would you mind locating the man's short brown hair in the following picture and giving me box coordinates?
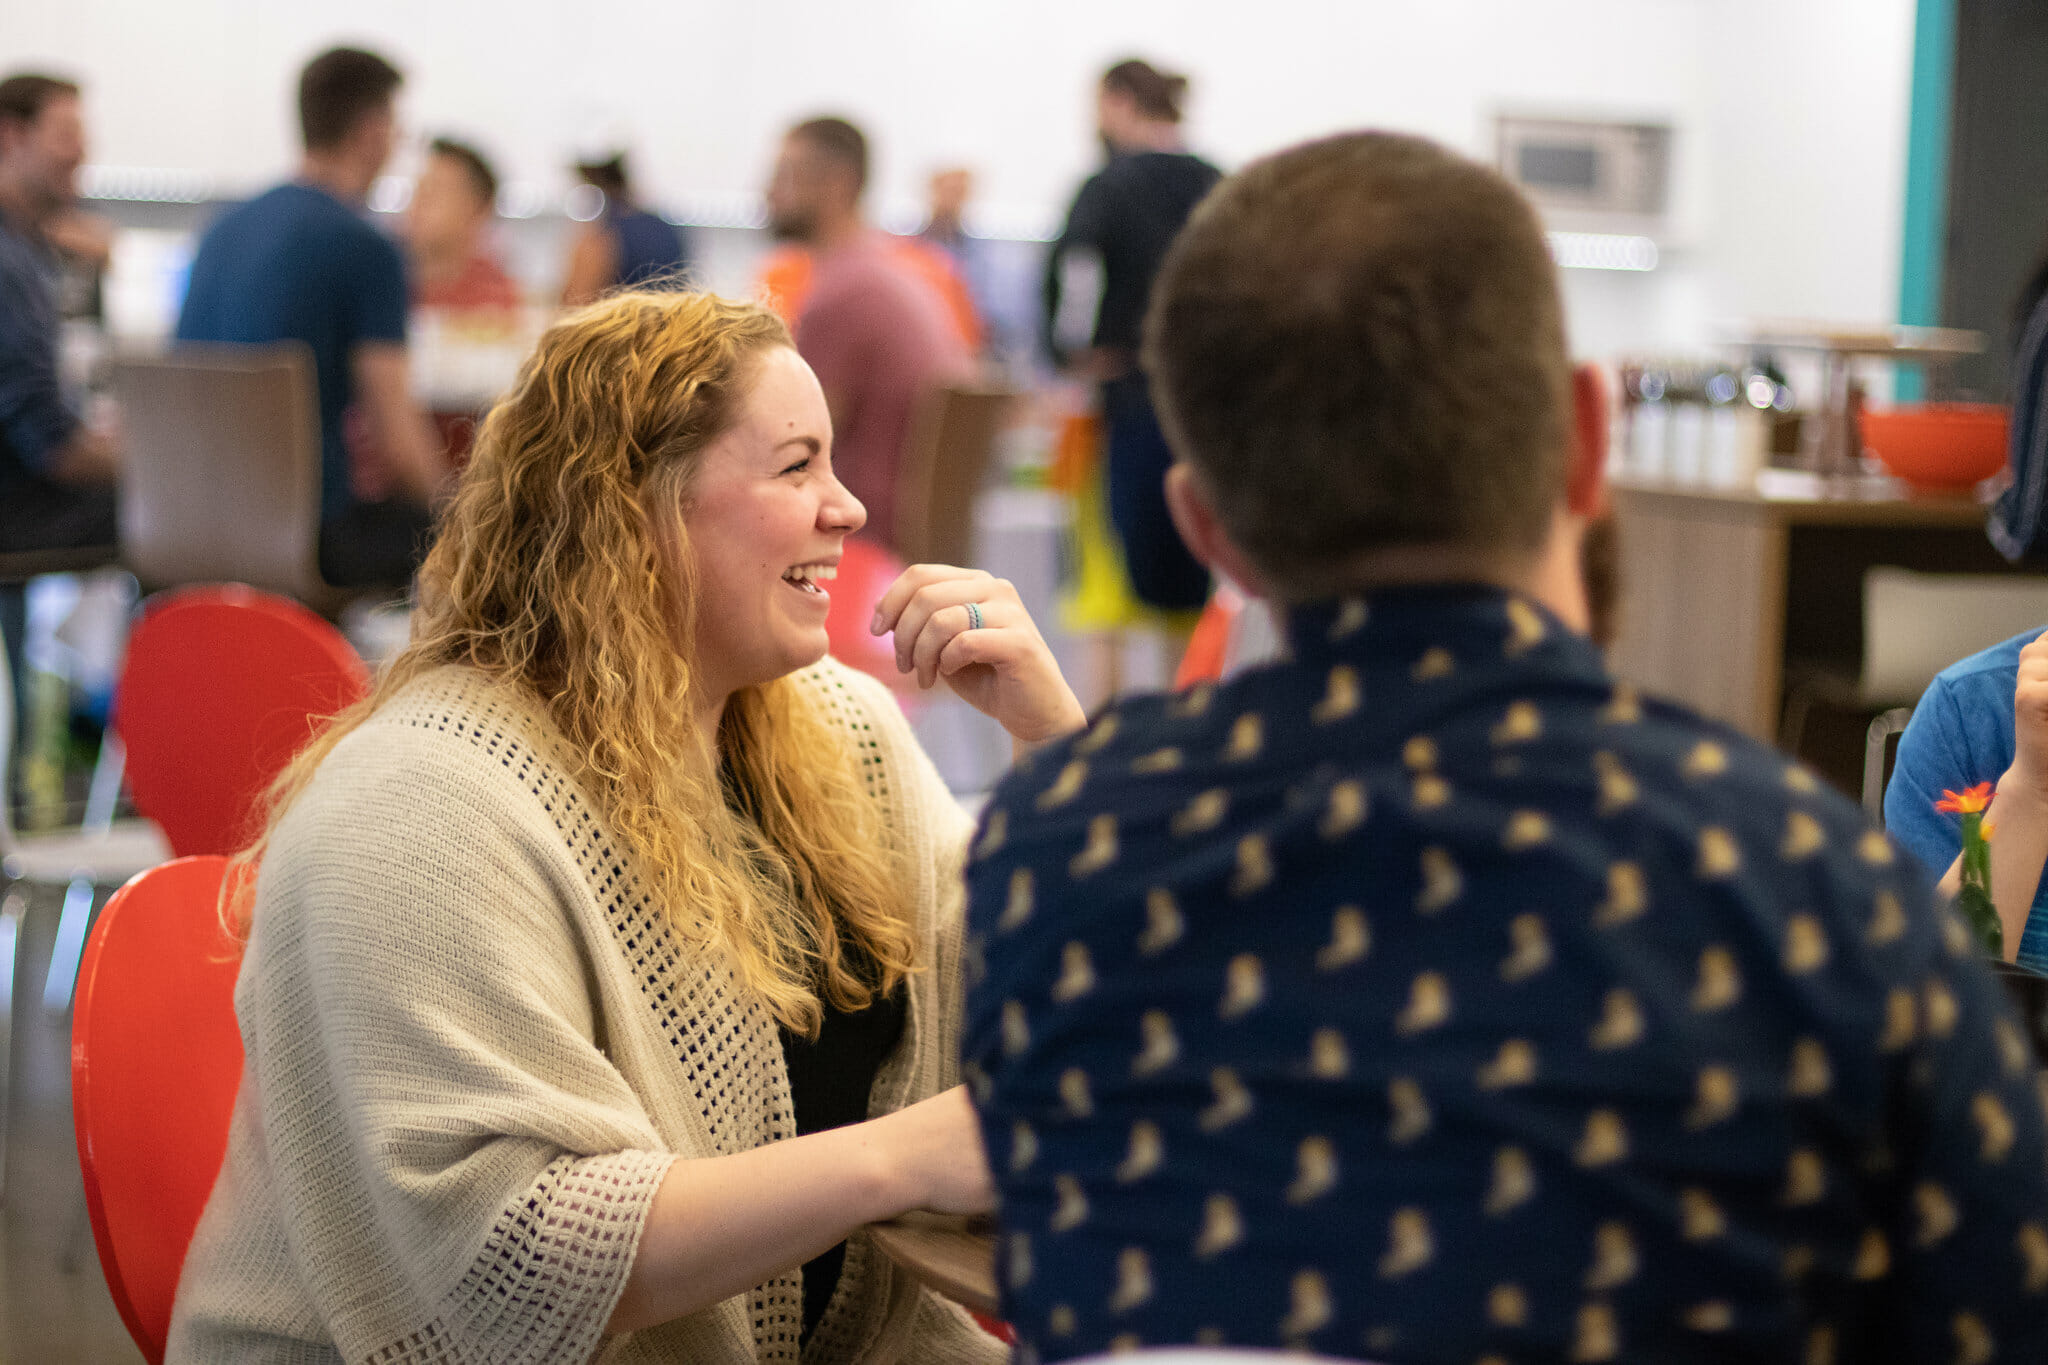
[298,47,402,152]
[1143,131,1573,597]
[788,116,868,196]
[0,74,80,133]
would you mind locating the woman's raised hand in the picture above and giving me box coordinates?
[872,564,1087,745]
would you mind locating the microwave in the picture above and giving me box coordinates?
[1495,115,1672,234]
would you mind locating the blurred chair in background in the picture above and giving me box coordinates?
[894,382,1014,571]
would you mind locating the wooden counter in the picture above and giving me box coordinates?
[1608,471,2036,744]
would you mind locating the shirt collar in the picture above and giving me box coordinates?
[1281,584,1609,688]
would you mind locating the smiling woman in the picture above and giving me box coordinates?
[163,291,1083,1364]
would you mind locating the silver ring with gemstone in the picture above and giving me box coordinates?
[964,602,985,631]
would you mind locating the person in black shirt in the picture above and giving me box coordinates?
[1044,60,1221,614]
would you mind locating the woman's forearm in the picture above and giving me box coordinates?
[607,1119,901,1335]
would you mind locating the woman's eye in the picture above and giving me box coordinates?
[780,457,812,476]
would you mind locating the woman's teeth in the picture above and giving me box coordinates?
[784,564,837,594]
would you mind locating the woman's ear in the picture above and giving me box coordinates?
[1164,462,1271,600]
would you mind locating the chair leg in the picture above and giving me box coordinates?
[80,731,125,835]
[1865,707,1915,826]
[0,881,22,1205]
[41,875,94,1016]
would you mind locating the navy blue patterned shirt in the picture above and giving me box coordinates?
[964,586,2048,1365]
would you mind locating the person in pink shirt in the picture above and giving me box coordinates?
[764,116,970,552]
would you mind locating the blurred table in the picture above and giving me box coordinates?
[1608,470,2038,744]
[866,1211,998,1315]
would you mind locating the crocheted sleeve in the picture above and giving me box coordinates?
[237,719,676,1365]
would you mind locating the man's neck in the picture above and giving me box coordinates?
[298,153,373,206]
[0,172,53,237]
[808,210,867,257]
[413,234,477,287]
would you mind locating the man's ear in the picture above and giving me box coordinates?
[1164,462,1271,600]
[1565,362,1611,519]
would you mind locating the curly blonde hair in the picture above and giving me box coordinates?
[232,291,918,1036]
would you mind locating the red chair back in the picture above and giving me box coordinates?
[115,585,371,857]
[1174,589,1244,690]
[71,856,245,1364]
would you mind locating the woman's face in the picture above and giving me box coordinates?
[677,345,864,702]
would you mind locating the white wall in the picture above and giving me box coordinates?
[3,0,1917,355]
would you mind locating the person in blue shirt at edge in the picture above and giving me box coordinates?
[962,130,2048,1365]
[559,150,690,308]
[177,46,450,592]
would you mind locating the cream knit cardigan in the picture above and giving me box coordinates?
[166,658,1007,1365]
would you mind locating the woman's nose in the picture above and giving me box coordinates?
[821,475,866,534]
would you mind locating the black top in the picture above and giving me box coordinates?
[781,975,907,1343]
[1042,150,1222,365]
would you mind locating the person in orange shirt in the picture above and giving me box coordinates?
[757,204,982,355]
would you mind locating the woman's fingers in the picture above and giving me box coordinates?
[870,564,989,640]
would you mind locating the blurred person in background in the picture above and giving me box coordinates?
[406,137,519,313]
[559,150,689,306]
[1045,58,1220,618]
[0,71,120,787]
[763,116,971,551]
[177,46,447,592]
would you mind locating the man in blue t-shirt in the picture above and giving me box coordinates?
[1887,626,2048,970]
[178,46,447,590]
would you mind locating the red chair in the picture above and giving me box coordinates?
[1174,587,1246,689]
[115,585,371,857]
[71,856,244,1364]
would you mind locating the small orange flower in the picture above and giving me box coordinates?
[1935,782,1995,815]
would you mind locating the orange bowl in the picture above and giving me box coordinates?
[1860,403,2009,489]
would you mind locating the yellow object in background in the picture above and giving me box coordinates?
[1053,411,1201,637]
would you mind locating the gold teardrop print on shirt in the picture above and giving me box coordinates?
[1379,1207,1436,1278]
[1573,1302,1621,1363]
[1049,1173,1089,1232]
[1317,906,1371,970]
[1320,780,1368,840]
[1075,714,1120,755]
[1131,747,1183,775]
[1009,1120,1038,1173]
[1199,1067,1254,1131]
[1037,760,1088,811]
[1477,1039,1539,1090]
[1404,735,1439,771]
[1681,1188,1726,1241]
[1172,788,1230,837]
[1278,1270,1334,1343]
[1585,1221,1639,1291]
[1108,1248,1153,1312]
[1230,835,1274,897]
[1485,1146,1536,1217]
[1388,1076,1433,1145]
[1501,914,1554,982]
[2017,1222,2048,1293]
[1194,1192,1244,1258]
[1594,861,1648,927]
[1008,1231,1033,1288]
[1692,946,1743,1012]
[1503,810,1553,851]
[1781,1149,1826,1206]
[1492,701,1543,746]
[1685,1303,1735,1334]
[1999,1019,2034,1078]
[1685,1066,1740,1130]
[1879,988,1918,1052]
[973,808,1008,861]
[1132,1010,1179,1077]
[1576,1109,1630,1167]
[1781,811,1827,861]
[1784,763,1821,794]
[1413,646,1456,682]
[1923,978,1960,1039]
[1945,913,1975,958]
[1416,847,1463,913]
[1002,1000,1030,1056]
[1857,830,1895,866]
[1050,942,1096,1003]
[1682,741,1730,781]
[1059,1068,1094,1119]
[1489,1283,1530,1328]
[1954,1312,1996,1365]
[1138,887,1184,955]
[1789,1037,1833,1098]
[1070,814,1119,878]
[1047,1305,1077,1337]
[1395,971,1453,1035]
[1116,1120,1164,1184]
[1313,665,1361,724]
[998,868,1034,933]
[1505,597,1547,656]
[1171,681,1215,718]
[1784,914,1830,974]
[1697,827,1742,880]
[1803,1323,1837,1365]
[1784,1245,1817,1284]
[1330,597,1369,640]
[1108,1333,1142,1353]
[1599,683,1642,725]
[1589,988,1646,1051]
[1286,1136,1339,1205]
[1869,889,1909,946]
[1853,1228,1891,1280]
[1224,713,1265,763]
[1973,1092,2016,1164]
[1308,1027,1350,1080]
[1594,751,1639,816]
[1219,953,1267,1019]
[1914,1183,1960,1247]
[1413,772,1453,811]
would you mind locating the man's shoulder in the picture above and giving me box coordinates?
[1929,627,2037,701]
